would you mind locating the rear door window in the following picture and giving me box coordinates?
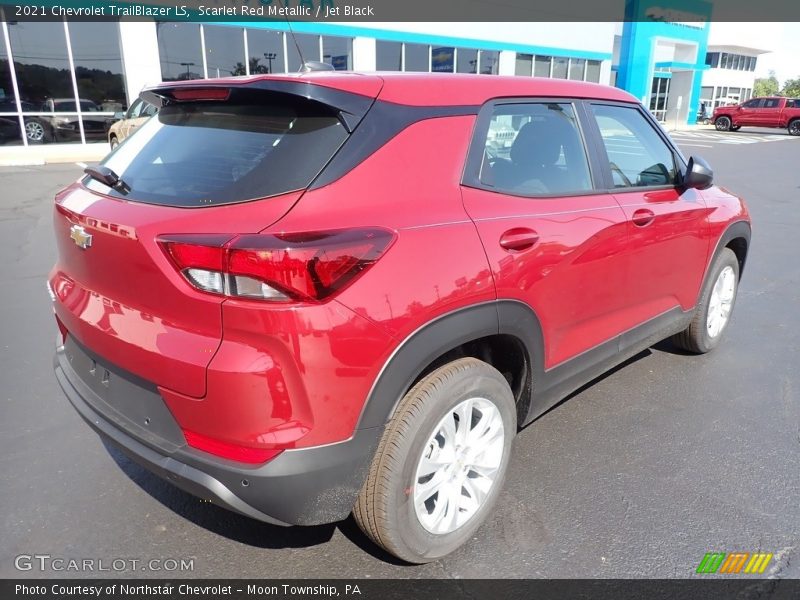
[479,102,593,196]
[85,91,349,207]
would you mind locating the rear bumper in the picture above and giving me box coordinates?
[54,339,383,526]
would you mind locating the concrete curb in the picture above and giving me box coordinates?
[0,143,110,167]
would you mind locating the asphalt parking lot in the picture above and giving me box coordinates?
[1,127,798,579]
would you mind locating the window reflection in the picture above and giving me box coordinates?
[247,29,285,74]
[404,43,428,72]
[68,21,126,112]
[204,25,244,78]
[322,36,352,71]
[286,33,320,72]
[456,48,477,74]
[157,22,203,81]
[376,41,401,71]
[479,51,498,75]
[0,24,23,145]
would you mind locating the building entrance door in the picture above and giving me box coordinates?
[649,76,671,122]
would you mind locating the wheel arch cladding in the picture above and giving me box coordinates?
[717,220,751,279]
[356,300,542,430]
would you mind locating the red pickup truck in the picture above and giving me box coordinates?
[713,96,800,135]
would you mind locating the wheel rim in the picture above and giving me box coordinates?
[413,397,504,535]
[790,121,800,135]
[25,121,44,141]
[706,266,736,339]
[110,138,118,149]
[716,117,730,131]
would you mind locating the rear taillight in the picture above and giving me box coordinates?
[158,228,395,303]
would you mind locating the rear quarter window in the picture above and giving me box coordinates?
[85,91,348,207]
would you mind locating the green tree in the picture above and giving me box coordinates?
[232,58,270,76]
[753,70,779,97]
[781,77,800,98]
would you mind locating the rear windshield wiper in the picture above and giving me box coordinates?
[84,165,131,195]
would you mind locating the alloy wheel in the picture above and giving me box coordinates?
[25,121,45,142]
[706,265,736,338]
[413,397,505,535]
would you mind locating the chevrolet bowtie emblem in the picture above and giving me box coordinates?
[70,224,93,250]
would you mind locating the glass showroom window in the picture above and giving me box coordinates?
[431,47,455,73]
[552,57,568,79]
[68,21,126,143]
[479,51,499,75]
[515,53,533,76]
[6,21,125,145]
[203,25,245,78]
[568,58,586,80]
[534,55,551,77]
[246,28,286,74]
[404,43,429,72]
[0,21,24,145]
[322,36,353,71]
[158,23,203,81]
[585,60,601,83]
[287,33,321,72]
[376,40,402,70]
[456,48,478,73]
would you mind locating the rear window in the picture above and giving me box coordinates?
[84,91,348,207]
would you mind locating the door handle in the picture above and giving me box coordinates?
[631,208,655,228]
[499,228,539,252]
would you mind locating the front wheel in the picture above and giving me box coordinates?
[789,120,800,136]
[354,358,516,563]
[672,248,740,353]
[715,116,732,131]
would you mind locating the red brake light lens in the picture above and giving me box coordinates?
[170,88,231,101]
[158,228,394,303]
[182,429,283,464]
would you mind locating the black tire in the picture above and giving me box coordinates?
[714,116,732,132]
[109,135,119,150]
[730,125,741,131]
[788,119,800,136]
[672,248,740,354]
[354,357,516,563]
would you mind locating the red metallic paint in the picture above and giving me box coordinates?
[50,73,750,462]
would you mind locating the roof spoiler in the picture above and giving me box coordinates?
[140,79,375,133]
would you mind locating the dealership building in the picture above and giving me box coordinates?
[0,5,775,148]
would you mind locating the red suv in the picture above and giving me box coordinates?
[50,73,751,563]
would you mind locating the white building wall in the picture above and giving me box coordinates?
[119,22,162,104]
[352,36,376,71]
[702,66,759,91]
[497,51,516,76]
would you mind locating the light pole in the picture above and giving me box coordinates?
[264,52,276,74]
[179,62,195,78]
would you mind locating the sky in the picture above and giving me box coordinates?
[750,23,800,85]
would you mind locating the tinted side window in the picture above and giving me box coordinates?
[763,99,780,109]
[480,102,592,196]
[742,99,763,109]
[127,99,143,119]
[590,104,676,188]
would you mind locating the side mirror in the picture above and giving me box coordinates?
[683,156,714,190]
[113,111,125,120]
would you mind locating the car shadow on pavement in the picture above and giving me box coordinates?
[103,440,409,564]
